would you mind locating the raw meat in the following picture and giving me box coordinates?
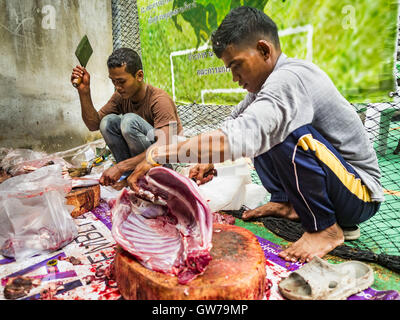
[111,167,213,284]
[39,281,64,300]
[212,212,236,225]
[3,276,41,300]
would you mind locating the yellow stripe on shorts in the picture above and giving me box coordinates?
[297,134,371,202]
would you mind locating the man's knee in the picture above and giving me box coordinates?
[120,113,143,133]
[99,114,121,135]
[120,113,154,140]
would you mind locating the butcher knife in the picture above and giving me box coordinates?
[72,35,93,88]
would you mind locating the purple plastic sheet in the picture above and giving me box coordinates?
[91,200,113,231]
[256,236,400,300]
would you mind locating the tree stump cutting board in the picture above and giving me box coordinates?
[114,223,266,300]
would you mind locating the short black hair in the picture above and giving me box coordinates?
[107,48,143,76]
[211,6,280,58]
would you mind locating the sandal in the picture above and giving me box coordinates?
[278,256,374,300]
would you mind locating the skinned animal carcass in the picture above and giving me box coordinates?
[111,167,213,284]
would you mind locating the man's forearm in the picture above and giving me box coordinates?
[117,152,146,173]
[152,129,232,164]
[115,126,176,174]
[79,90,101,131]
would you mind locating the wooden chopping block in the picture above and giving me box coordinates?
[114,223,266,300]
[65,184,100,218]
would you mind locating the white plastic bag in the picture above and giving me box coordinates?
[243,183,270,210]
[0,165,78,260]
[196,159,249,211]
[198,175,247,211]
[197,158,270,211]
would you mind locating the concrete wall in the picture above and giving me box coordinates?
[0,0,115,153]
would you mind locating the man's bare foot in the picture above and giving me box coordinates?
[242,201,299,221]
[278,223,344,263]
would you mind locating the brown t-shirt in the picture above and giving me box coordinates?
[98,84,183,134]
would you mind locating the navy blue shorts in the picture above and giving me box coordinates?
[254,124,380,232]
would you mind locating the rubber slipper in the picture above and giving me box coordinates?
[278,256,374,300]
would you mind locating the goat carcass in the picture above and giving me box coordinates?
[111,167,213,284]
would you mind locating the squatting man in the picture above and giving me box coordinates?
[71,47,183,188]
[127,6,384,264]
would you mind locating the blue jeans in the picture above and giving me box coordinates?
[254,125,380,232]
[99,113,155,166]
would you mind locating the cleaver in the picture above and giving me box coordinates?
[72,35,93,88]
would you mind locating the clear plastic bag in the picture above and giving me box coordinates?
[58,139,107,167]
[0,165,78,260]
[0,148,47,174]
[0,148,70,176]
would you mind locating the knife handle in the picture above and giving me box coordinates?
[72,76,82,88]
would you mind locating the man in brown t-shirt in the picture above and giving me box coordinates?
[71,48,183,186]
